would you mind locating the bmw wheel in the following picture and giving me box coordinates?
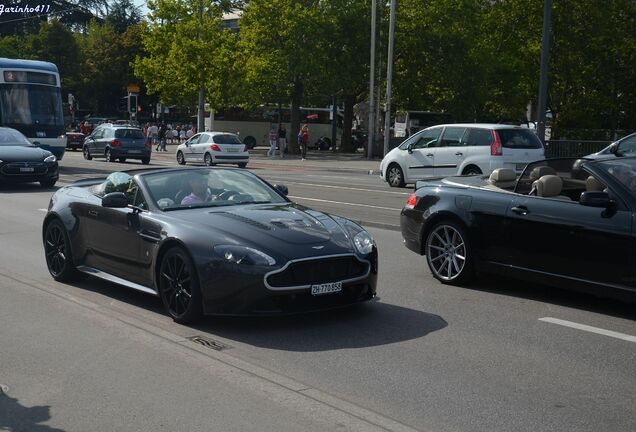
[425,221,473,285]
[44,219,82,282]
[158,247,203,323]
[387,163,405,188]
[177,151,186,165]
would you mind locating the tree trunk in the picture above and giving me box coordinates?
[289,79,303,154]
[340,94,355,152]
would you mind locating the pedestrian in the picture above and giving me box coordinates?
[166,127,173,145]
[186,127,194,140]
[148,123,158,150]
[180,127,186,143]
[300,124,309,160]
[278,124,287,158]
[267,125,278,158]
[159,123,167,151]
[80,121,90,135]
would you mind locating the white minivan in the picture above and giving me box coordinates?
[380,123,545,187]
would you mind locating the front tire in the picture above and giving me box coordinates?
[158,247,203,323]
[425,221,473,285]
[387,163,406,188]
[40,179,57,188]
[83,146,92,160]
[177,151,186,165]
[44,219,82,282]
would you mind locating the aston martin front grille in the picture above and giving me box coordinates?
[266,255,369,288]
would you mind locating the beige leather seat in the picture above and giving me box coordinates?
[529,165,557,182]
[488,168,517,188]
[531,175,571,200]
[586,176,605,192]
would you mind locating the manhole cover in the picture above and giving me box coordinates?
[0,384,9,394]
[187,335,230,351]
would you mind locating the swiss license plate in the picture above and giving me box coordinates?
[128,150,141,154]
[226,147,239,152]
[19,167,34,172]
[311,281,342,296]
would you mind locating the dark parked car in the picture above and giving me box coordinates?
[65,132,85,150]
[400,157,636,301]
[83,124,151,164]
[586,131,636,160]
[0,127,58,188]
[42,167,378,322]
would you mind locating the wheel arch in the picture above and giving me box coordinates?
[460,163,483,175]
[153,238,198,291]
[387,161,407,184]
[42,212,79,265]
[420,211,470,255]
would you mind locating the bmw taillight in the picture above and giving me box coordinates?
[405,193,418,209]
[490,131,502,156]
[111,139,122,147]
[145,139,152,149]
[210,144,221,151]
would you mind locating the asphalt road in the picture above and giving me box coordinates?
[0,150,634,432]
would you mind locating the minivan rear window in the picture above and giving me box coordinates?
[497,129,543,149]
[213,134,242,144]
[115,129,145,139]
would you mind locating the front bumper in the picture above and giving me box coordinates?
[0,162,59,184]
[196,251,378,315]
[110,148,152,159]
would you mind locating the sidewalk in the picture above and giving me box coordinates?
[153,144,383,174]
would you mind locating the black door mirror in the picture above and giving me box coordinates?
[102,192,129,208]
[407,143,414,154]
[609,141,623,156]
[274,184,288,196]
[580,191,611,208]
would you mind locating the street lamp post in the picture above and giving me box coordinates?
[536,0,552,143]
[383,0,397,157]
[367,0,377,159]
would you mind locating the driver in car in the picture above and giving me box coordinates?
[181,172,214,205]
[608,163,636,192]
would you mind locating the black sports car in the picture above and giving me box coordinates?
[0,127,59,187]
[43,167,378,322]
[401,157,636,301]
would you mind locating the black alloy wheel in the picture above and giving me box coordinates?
[119,157,127,163]
[177,151,186,165]
[158,247,203,323]
[387,163,405,188]
[105,148,115,162]
[141,157,150,165]
[463,166,482,176]
[425,221,473,285]
[40,178,56,188]
[44,219,81,282]
[204,153,214,166]
[83,146,92,160]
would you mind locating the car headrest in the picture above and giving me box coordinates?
[489,168,516,182]
[586,176,604,192]
[529,165,557,181]
[532,175,563,197]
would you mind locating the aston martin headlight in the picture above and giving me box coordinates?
[353,231,375,255]
[44,154,56,163]
[214,245,276,266]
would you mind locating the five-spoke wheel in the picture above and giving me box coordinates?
[425,222,473,284]
[159,247,202,323]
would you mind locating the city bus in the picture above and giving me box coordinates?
[205,106,342,149]
[393,110,454,138]
[0,58,66,159]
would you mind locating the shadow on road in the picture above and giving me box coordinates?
[193,302,447,351]
[0,391,66,432]
[0,183,60,194]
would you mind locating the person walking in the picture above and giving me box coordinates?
[180,127,186,143]
[267,125,278,158]
[148,123,159,149]
[277,124,287,158]
[159,123,167,151]
[300,124,309,160]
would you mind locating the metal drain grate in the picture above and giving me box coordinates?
[187,335,231,351]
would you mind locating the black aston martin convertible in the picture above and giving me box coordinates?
[401,157,636,301]
[43,167,378,322]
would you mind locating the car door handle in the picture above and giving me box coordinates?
[426,153,434,157]
[455,152,463,156]
[510,206,529,215]
[88,210,99,217]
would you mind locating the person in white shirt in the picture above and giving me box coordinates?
[186,128,194,139]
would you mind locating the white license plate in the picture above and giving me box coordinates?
[311,281,342,296]
[19,167,34,172]
[226,147,239,152]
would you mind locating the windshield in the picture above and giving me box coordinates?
[596,159,636,195]
[142,169,288,211]
[0,127,34,146]
[0,84,64,127]
[213,134,242,144]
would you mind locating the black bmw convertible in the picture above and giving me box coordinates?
[401,157,636,301]
[42,167,378,322]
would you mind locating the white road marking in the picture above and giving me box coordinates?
[288,195,402,211]
[539,317,636,343]
[37,208,48,212]
[268,180,409,195]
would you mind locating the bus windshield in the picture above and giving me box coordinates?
[0,84,64,127]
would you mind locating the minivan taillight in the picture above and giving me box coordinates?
[490,131,502,156]
[111,139,122,147]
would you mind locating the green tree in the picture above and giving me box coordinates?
[106,0,143,33]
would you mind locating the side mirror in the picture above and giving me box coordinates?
[580,191,612,208]
[407,143,413,154]
[609,142,623,156]
[102,192,129,208]
[274,184,288,196]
